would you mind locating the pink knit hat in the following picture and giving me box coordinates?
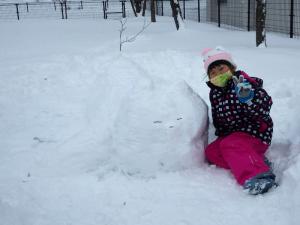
[201,47,236,73]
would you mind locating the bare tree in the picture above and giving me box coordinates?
[55,0,67,19]
[150,0,156,22]
[142,0,147,16]
[134,0,142,13]
[139,0,184,30]
[129,0,138,17]
[170,0,184,30]
[119,18,151,51]
[256,0,267,47]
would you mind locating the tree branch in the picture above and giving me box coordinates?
[119,18,151,51]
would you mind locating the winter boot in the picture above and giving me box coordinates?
[243,171,277,195]
[264,156,274,171]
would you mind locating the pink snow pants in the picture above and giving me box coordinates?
[205,132,270,185]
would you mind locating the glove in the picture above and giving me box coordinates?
[233,75,254,105]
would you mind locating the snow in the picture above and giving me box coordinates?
[0,16,300,225]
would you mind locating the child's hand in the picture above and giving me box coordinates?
[233,75,254,105]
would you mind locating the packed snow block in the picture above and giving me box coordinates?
[0,199,33,225]
[110,78,208,177]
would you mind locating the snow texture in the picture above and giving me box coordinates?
[0,17,300,225]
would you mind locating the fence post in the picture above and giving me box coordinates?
[290,0,294,38]
[64,1,68,19]
[217,0,221,27]
[122,1,126,18]
[26,2,29,12]
[161,0,164,16]
[54,2,56,11]
[247,0,250,31]
[197,0,200,22]
[81,1,83,10]
[183,0,185,19]
[15,4,20,20]
[60,2,64,19]
[103,1,107,19]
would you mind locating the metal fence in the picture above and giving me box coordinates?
[0,0,299,38]
[157,0,300,38]
[207,0,300,38]
[155,0,207,22]
[266,0,300,38]
[0,0,135,20]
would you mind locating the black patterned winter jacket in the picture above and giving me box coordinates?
[207,70,273,145]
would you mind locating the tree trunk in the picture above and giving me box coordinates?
[256,0,266,47]
[134,0,142,13]
[151,0,156,22]
[142,0,147,16]
[130,0,137,16]
[170,0,183,30]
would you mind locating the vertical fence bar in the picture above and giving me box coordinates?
[54,2,56,11]
[15,4,20,20]
[161,0,164,16]
[81,1,83,9]
[247,0,250,31]
[26,2,29,12]
[124,1,126,18]
[217,0,221,27]
[183,0,185,19]
[197,0,200,22]
[64,1,68,19]
[290,0,294,38]
[122,1,126,18]
[103,1,106,19]
[60,2,64,19]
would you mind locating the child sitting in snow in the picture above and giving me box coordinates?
[202,47,276,195]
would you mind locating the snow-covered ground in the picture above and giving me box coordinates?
[1,17,300,225]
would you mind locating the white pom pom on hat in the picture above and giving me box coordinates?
[201,46,237,73]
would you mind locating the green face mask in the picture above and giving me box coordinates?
[210,71,233,87]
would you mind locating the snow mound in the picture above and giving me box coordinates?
[83,53,208,177]
[111,80,208,176]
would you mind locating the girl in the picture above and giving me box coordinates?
[202,47,276,195]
